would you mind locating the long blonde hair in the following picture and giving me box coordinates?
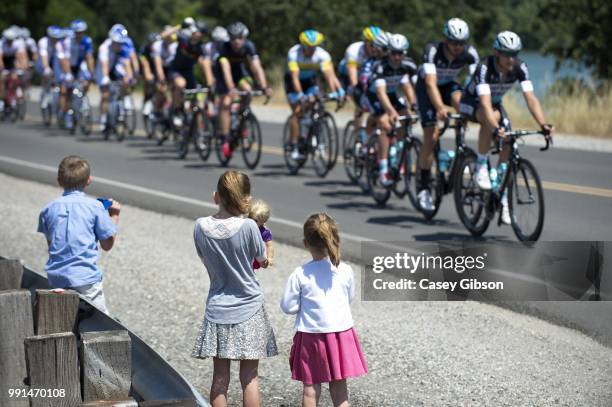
[303,213,341,266]
[217,171,251,216]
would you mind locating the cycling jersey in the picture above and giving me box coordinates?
[140,42,154,67]
[338,41,367,76]
[96,38,130,84]
[364,56,416,116]
[65,35,93,68]
[203,40,223,63]
[418,41,479,85]
[1,38,26,70]
[217,40,258,70]
[286,44,332,80]
[24,37,37,61]
[170,33,206,72]
[151,39,177,68]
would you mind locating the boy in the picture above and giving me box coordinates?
[37,156,120,313]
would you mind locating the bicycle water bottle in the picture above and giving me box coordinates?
[389,144,398,168]
[497,162,508,186]
[439,149,450,172]
[489,167,499,190]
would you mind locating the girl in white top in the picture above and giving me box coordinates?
[281,213,367,407]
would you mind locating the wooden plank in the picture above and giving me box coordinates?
[24,332,81,407]
[138,400,198,407]
[0,258,24,290]
[35,289,80,335]
[81,330,132,402]
[80,399,137,407]
[0,290,33,407]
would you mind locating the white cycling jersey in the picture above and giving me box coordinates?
[151,39,177,67]
[342,41,367,69]
[0,38,26,57]
[287,44,333,80]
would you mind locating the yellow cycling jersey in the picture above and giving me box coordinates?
[286,44,332,80]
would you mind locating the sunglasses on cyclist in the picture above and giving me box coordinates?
[448,40,466,47]
[390,50,405,56]
[500,51,519,58]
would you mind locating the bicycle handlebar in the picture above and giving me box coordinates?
[394,114,420,128]
[438,113,465,137]
[183,87,210,95]
[495,129,553,152]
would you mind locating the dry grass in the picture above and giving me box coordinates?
[504,84,612,138]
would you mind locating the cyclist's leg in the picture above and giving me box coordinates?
[416,78,440,192]
[472,102,501,190]
[171,72,186,111]
[284,74,305,146]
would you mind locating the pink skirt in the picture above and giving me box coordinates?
[289,327,368,385]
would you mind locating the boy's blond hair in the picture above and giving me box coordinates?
[249,199,271,225]
[58,156,90,190]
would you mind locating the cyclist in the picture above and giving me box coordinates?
[0,26,28,112]
[284,29,344,160]
[110,24,140,82]
[140,32,160,110]
[164,19,209,127]
[65,19,94,91]
[338,26,384,120]
[363,33,417,186]
[96,25,134,132]
[203,26,229,91]
[150,26,177,114]
[55,27,74,127]
[415,18,479,210]
[214,21,272,157]
[459,31,554,224]
[20,27,38,65]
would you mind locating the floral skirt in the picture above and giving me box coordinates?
[191,305,278,360]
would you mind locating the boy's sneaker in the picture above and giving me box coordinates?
[475,165,492,190]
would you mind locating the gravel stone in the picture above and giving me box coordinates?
[1,172,611,406]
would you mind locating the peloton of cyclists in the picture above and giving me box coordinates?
[459,30,554,224]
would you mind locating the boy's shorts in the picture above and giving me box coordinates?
[73,280,108,314]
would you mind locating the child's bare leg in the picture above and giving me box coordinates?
[329,380,349,407]
[240,359,260,407]
[211,357,231,407]
[303,384,321,407]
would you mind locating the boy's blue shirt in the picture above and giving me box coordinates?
[37,189,117,288]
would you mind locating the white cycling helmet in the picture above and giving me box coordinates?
[211,26,229,42]
[493,31,522,52]
[387,33,409,53]
[20,27,31,39]
[372,30,390,50]
[443,18,470,42]
[2,27,19,41]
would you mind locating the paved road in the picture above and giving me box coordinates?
[1,110,611,248]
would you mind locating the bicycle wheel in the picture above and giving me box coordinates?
[240,112,262,169]
[323,112,339,169]
[508,158,545,241]
[403,138,421,211]
[114,104,126,142]
[41,100,52,127]
[214,124,233,167]
[342,120,356,154]
[126,96,136,135]
[18,97,26,120]
[453,150,489,236]
[193,110,213,161]
[311,118,333,178]
[365,137,391,206]
[80,97,92,135]
[282,117,306,175]
[142,100,154,138]
[343,127,361,184]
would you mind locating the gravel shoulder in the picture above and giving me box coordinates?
[1,172,611,407]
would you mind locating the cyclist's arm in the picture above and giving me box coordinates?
[130,51,140,77]
[248,56,268,89]
[290,69,302,94]
[160,25,179,40]
[321,67,340,92]
[219,57,235,90]
[347,63,358,87]
[424,72,444,112]
[477,93,499,129]
[60,56,71,74]
[401,81,417,108]
[523,89,548,128]
[122,58,133,82]
[154,56,165,82]
[198,56,214,87]
[375,82,395,114]
[16,50,28,70]
[140,57,153,81]
[86,53,94,74]
[0,52,4,71]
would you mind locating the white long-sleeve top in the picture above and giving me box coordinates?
[280,258,355,333]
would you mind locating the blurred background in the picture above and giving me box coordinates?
[2,0,610,135]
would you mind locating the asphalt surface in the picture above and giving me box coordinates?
[1,109,611,249]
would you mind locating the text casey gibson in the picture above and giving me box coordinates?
[369,252,504,291]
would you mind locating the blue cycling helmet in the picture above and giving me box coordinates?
[362,26,383,42]
[47,25,63,39]
[71,19,88,32]
[109,24,128,43]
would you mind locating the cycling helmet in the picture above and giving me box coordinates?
[147,32,160,43]
[63,28,74,39]
[2,27,19,41]
[46,25,63,39]
[181,17,195,29]
[387,33,409,52]
[20,27,31,39]
[195,20,208,34]
[109,26,128,43]
[493,31,522,52]
[227,21,249,38]
[71,19,87,32]
[212,26,229,42]
[372,30,390,50]
[299,29,324,47]
[362,25,383,42]
[443,18,469,42]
